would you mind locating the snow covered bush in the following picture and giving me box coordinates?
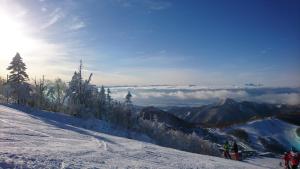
[137,119,220,156]
[0,83,13,104]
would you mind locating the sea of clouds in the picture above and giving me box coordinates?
[108,85,300,107]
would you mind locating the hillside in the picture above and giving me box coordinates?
[139,106,194,130]
[223,118,300,154]
[0,105,278,169]
[167,98,286,127]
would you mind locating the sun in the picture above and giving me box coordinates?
[0,10,38,60]
[0,4,69,80]
[0,8,41,78]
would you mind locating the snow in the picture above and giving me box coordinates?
[0,105,279,168]
[245,157,282,169]
[229,117,300,151]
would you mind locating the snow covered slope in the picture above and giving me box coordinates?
[227,117,300,152]
[0,105,277,168]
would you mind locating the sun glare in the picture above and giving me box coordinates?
[0,10,38,60]
[0,5,68,79]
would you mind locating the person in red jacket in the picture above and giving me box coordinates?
[283,152,291,169]
[288,148,300,169]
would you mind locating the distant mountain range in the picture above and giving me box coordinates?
[167,98,282,127]
[138,98,300,154]
[139,98,300,128]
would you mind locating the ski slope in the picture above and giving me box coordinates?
[0,105,278,168]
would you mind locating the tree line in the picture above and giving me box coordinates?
[0,52,133,128]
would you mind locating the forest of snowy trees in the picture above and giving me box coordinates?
[0,53,134,129]
[0,52,219,156]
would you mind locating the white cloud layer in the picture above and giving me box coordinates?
[110,86,300,106]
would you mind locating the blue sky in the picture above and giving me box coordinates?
[0,0,299,86]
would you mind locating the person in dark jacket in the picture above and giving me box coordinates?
[232,141,239,160]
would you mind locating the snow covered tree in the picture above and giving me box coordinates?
[99,86,106,103]
[46,78,67,111]
[124,91,133,130]
[0,76,5,102]
[97,85,106,119]
[125,91,132,106]
[82,73,98,116]
[0,75,12,104]
[0,76,4,94]
[32,75,47,108]
[67,71,81,105]
[106,88,112,107]
[7,53,30,104]
[65,60,96,117]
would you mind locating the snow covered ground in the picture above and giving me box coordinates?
[0,105,280,168]
[227,117,300,151]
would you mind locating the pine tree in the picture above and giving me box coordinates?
[7,53,29,104]
[98,85,106,119]
[99,86,106,103]
[106,88,112,107]
[125,91,132,105]
[78,60,83,103]
[124,91,133,130]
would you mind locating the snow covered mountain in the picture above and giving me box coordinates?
[225,118,300,153]
[166,98,295,127]
[0,104,279,169]
[138,99,300,154]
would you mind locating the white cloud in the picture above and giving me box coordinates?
[144,0,171,10]
[115,0,171,11]
[70,22,85,30]
[41,8,64,29]
[121,89,248,101]
[252,93,300,106]
[69,17,86,30]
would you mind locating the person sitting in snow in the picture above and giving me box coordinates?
[223,141,231,159]
[232,141,239,161]
[288,147,300,169]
